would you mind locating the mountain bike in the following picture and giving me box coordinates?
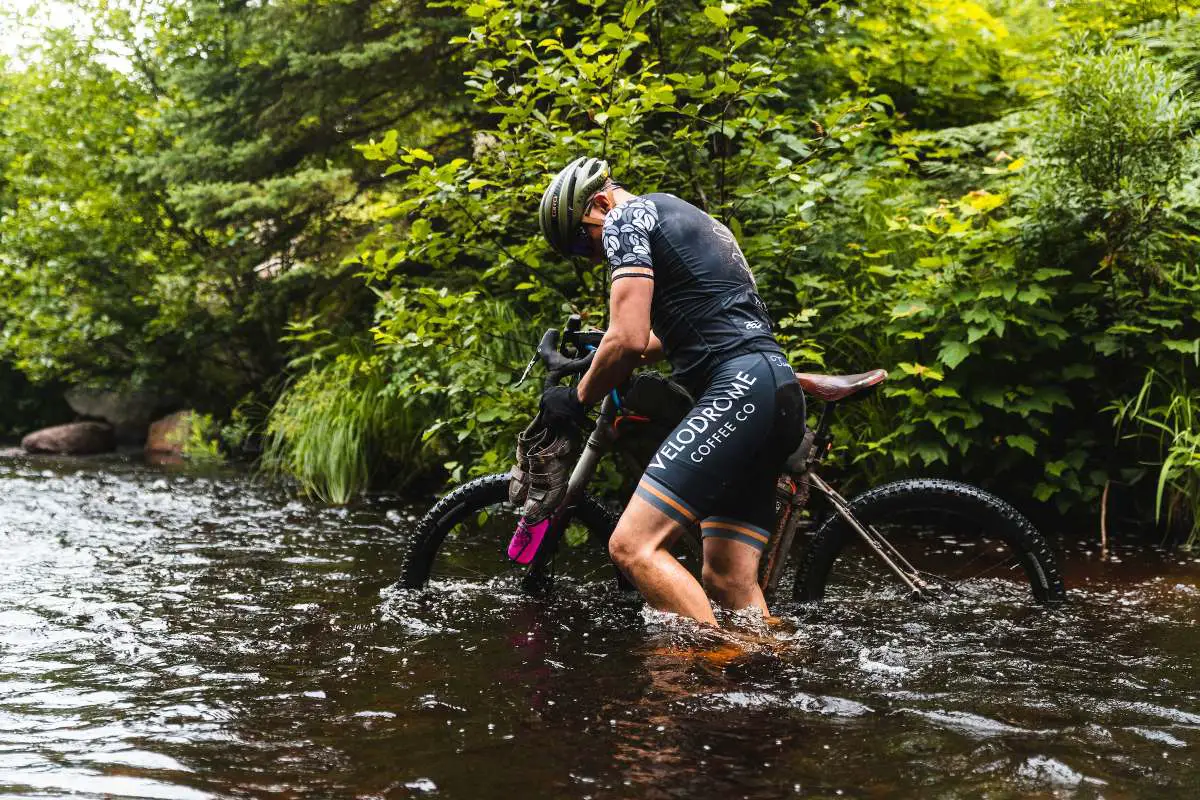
[401,315,1066,605]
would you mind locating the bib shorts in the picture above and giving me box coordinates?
[634,351,806,551]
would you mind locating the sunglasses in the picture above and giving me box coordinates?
[566,190,613,257]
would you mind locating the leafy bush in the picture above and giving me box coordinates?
[179,412,225,464]
[1111,370,1200,545]
[372,289,539,483]
[263,352,431,503]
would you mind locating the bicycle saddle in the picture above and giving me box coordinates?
[794,369,888,402]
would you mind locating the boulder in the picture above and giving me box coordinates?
[64,387,162,443]
[21,421,116,455]
[145,411,193,455]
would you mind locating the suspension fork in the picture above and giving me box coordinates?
[806,472,938,599]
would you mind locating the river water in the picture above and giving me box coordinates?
[0,456,1197,799]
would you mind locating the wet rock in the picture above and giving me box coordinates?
[145,411,193,455]
[21,421,116,455]
[64,386,163,443]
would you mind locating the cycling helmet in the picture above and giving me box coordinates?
[539,156,611,257]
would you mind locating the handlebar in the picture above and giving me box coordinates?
[533,314,606,389]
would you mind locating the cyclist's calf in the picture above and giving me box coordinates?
[608,495,718,625]
[702,538,768,615]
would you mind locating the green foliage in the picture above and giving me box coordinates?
[1047,43,1192,198]
[371,289,536,483]
[180,412,226,464]
[852,40,1200,510]
[0,0,467,420]
[1111,370,1200,546]
[263,351,431,503]
[0,30,207,391]
[4,0,1200,540]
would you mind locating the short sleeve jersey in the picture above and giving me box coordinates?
[603,193,782,392]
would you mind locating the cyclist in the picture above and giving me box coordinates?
[537,156,805,626]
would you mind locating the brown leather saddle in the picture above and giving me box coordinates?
[794,369,888,402]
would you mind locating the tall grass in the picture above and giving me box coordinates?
[1111,369,1200,547]
[262,353,428,503]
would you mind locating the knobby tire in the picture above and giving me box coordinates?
[793,478,1066,604]
[401,473,620,591]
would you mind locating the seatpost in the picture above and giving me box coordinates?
[810,401,838,462]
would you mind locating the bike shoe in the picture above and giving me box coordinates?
[520,432,575,523]
[509,416,551,506]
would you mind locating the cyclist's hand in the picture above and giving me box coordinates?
[546,349,595,386]
[540,385,591,432]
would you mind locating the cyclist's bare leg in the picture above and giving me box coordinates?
[608,496,717,626]
[702,538,768,616]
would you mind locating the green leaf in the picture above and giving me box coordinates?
[1162,339,1199,354]
[380,129,399,157]
[1033,482,1057,502]
[938,341,970,369]
[897,362,944,382]
[890,301,929,319]
[975,386,1006,408]
[1045,460,1069,478]
[1062,364,1096,380]
[704,6,730,28]
[913,442,949,466]
[1006,435,1037,456]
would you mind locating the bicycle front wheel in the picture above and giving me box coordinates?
[793,479,1066,604]
[400,473,621,593]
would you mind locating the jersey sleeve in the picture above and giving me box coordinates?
[603,197,659,281]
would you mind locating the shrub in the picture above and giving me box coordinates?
[263,352,430,503]
[1111,370,1200,546]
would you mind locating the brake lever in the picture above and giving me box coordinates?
[515,353,538,387]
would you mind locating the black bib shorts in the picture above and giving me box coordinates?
[634,351,805,551]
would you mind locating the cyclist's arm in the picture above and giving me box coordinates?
[576,278,653,405]
[641,332,665,364]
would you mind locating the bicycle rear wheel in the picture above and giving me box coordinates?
[400,473,621,593]
[793,479,1065,604]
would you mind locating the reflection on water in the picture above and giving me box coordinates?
[0,455,1197,798]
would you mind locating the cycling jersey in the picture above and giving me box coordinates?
[603,193,782,394]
